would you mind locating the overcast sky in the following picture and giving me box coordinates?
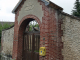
[0,0,76,22]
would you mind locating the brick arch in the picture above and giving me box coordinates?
[18,14,41,29]
[17,15,41,60]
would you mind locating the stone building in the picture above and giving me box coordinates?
[1,0,80,60]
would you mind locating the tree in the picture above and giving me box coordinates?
[29,21,39,31]
[72,0,80,18]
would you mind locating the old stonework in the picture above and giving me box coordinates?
[1,0,80,60]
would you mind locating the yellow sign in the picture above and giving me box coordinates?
[39,47,46,56]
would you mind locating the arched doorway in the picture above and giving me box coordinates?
[21,19,40,60]
[13,15,41,60]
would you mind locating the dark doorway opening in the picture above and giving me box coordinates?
[22,20,40,60]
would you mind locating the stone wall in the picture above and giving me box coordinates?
[61,14,80,60]
[1,27,14,56]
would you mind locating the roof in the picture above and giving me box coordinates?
[12,0,63,13]
[49,1,63,11]
[12,0,22,13]
[2,25,14,31]
[61,12,80,20]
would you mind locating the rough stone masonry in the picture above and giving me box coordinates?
[1,0,80,60]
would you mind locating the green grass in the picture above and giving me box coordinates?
[34,50,39,52]
[29,50,39,52]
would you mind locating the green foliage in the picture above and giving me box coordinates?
[29,24,33,31]
[34,24,39,27]
[0,23,12,44]
[72,0,80,18]
[29,21,39,31]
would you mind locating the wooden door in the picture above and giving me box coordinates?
[23,32,40,60]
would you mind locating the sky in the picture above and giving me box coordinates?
[0,0,76,22]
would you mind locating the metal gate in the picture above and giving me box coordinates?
[23,32,40,60]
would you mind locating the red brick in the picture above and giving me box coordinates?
[12,0,63,60]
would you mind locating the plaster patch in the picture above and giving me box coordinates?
[24,2,34,11]
[18,0,43,24]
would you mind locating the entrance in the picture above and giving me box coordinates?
[22,21,40,60]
